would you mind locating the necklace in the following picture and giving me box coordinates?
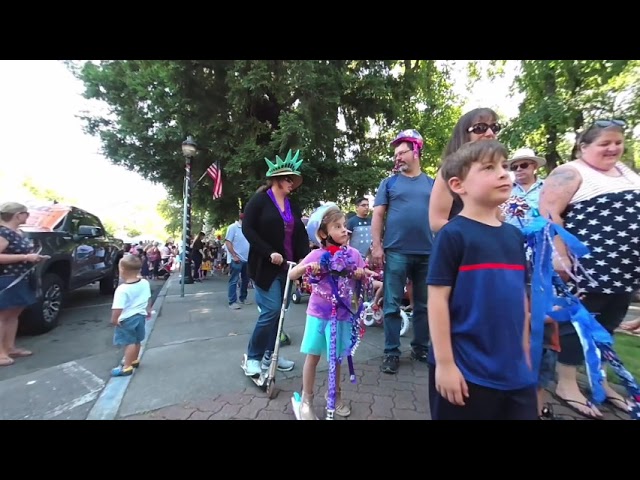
[267,188,293,223]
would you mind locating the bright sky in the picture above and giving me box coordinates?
[0,60,521,218]
[0,60,167,220]
[450,60,522,119]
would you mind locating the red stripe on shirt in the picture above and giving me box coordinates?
[459,263,525,272]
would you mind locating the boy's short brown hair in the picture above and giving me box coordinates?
[119,254,143,273]
[441,140,509,185]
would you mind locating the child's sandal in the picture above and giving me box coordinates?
[111,366,134,377]
[325,391,351,417]
[120,359,140,368]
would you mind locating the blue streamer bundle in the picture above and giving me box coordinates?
[522,216,640,419]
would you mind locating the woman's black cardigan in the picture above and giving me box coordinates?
[242,191,310,291]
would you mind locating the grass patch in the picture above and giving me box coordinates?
[607,333,640,385]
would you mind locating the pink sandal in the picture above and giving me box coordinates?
[0,356,15,366]
[9,349,32,358]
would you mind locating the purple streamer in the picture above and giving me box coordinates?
[327,300,338,418]
[348,355,355,383]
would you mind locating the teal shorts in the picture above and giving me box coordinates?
[300,315,354,359]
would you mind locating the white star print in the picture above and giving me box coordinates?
[564,190,640,293]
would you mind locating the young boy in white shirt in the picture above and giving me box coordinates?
[110,254,152,377]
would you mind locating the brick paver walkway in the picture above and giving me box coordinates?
[122,355,632,421]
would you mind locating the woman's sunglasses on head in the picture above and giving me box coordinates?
[594,119,626,128]
[468,122,502,135]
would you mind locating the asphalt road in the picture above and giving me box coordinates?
[0,278,165,420]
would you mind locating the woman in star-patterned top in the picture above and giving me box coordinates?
[539,120,640,419]
[0,202,49,367]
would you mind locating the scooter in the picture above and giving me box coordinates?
[241,261,296,399]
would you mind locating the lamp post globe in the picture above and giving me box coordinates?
[182,135,197,157]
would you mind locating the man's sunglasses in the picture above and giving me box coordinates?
[593,119,626,128]
[510,162,533,171]
[468,122,502,135]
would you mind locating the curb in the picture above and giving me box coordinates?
[85,275,175,420]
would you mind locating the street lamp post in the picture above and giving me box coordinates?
[180,135,197,297]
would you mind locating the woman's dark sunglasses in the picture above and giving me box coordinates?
[468,122,502,135]
[594,119,626,128]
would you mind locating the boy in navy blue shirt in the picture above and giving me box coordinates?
[427,140,536,420]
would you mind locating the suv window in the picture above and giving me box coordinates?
[69,211,102,235]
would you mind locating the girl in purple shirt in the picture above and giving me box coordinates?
[288,204,367,420]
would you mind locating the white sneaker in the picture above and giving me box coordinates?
[229,303,241,310]
[244,359,262,376]
[261,352,295,372]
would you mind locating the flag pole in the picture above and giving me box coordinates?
[194,169,209,187]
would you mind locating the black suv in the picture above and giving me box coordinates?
[18,204,124,334]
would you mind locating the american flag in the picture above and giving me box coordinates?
[206,161,222,199]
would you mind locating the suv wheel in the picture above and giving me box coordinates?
[19,273,65,335]
[99,261,120,295]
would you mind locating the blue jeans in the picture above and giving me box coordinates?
[247,273,290,361]
[228,261,249,304]
[382,250,430,356]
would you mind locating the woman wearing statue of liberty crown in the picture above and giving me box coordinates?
[241,150,310,378]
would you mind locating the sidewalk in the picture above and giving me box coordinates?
[113,273,633,421]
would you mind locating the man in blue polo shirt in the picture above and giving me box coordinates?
[371,129,434,374]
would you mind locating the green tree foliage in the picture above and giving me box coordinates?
[156,197,210,238]
[70,60,462,226]
[22,177,78,205]
[70,59,640,232]
[498,61,631,172]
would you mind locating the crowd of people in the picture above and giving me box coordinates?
[236,109,640,421]
[1,107,638,422]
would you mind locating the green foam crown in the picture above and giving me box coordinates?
[265,149,303,176]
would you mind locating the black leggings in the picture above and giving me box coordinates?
[557,292,631,366]
[192,254,203,277]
